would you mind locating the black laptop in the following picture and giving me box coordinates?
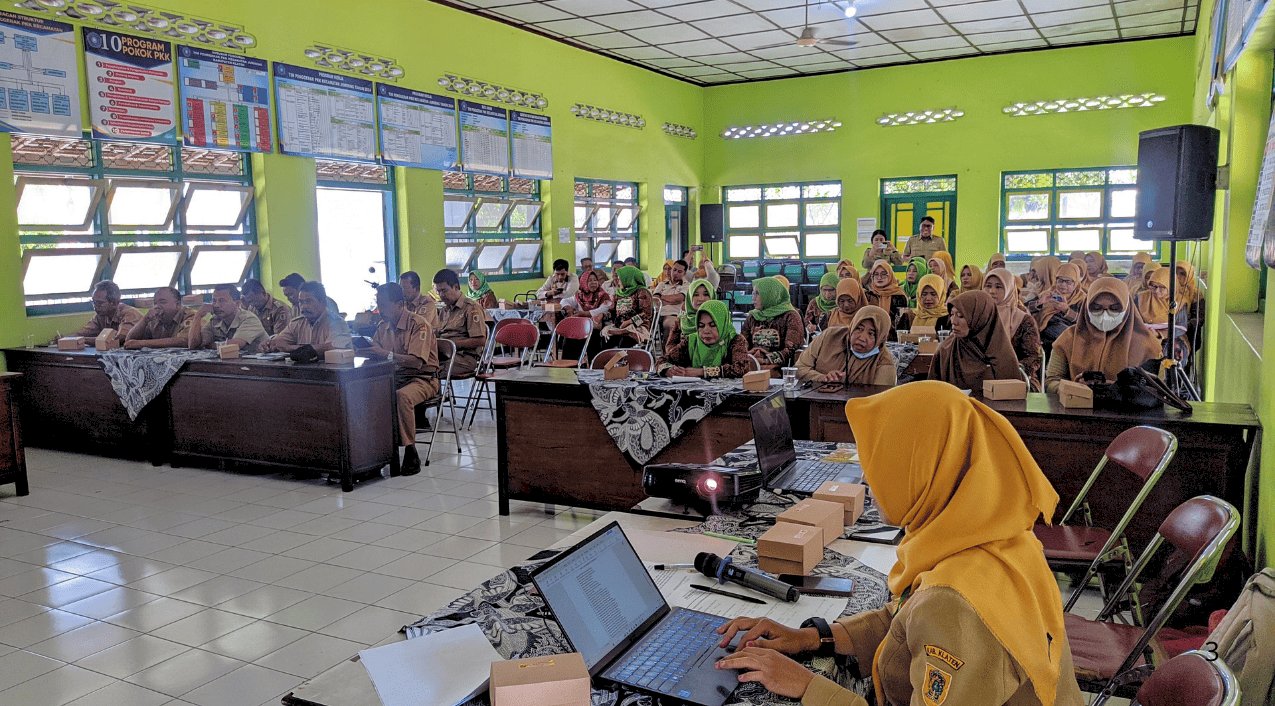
[531,522,738,706]
[749,391,862,494]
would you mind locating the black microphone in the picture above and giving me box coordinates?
[694,552,798,603]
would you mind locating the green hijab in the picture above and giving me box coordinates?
[749,276,796,322]
[815,271,840,313]
[688,300,736,369]
[680,278,716,335]
[466,271,492,300]
[616,266,646,298]
[902,256,931,305]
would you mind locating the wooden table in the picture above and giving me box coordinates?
[0,372,27,496]
[3,347,398,491]
[281,510,898,706]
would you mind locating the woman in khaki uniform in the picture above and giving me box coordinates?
[715,381,1083,706]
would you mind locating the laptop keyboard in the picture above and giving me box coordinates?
[788,461,856,492]
[609,610,726,694]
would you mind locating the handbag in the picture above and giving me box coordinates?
[1085,362,1192,414]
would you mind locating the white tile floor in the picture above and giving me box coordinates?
[0,415,605,706]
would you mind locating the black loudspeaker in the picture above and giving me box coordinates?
[700,203,724,243]
[1134,124,1220,241]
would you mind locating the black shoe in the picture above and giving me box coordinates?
[401,446,421,476]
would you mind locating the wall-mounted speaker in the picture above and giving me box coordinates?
[1134,124,1220,242]
[700,203,724,243]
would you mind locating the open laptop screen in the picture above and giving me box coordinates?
[533,524,667,671]
[750,391,796,482]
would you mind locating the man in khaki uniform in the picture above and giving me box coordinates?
[241,278,293,336]
[124,286,193,349]
[367,282,439,476]
[76,280,143,345]
[432,268,487,378]
[187,284,268,353]
[901,216,948,261]
[262,281,352,353]
[399,270,439,327]
[279,272,306,317]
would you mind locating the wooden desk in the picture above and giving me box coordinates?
[2,348,398,492]
[0,373,27,496]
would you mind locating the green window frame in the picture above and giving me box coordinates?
[575,178,640,268]
[315,160,399,315]
[443,171,543,280]
[14,134,257,315]
[722,181,842,261]
[1000,166,1154,260]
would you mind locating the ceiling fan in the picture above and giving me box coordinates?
[755,1,860,50]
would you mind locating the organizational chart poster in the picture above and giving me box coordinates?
[83,28,176,143]
[0,11,80,136]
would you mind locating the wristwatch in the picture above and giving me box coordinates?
[801,617,836,656]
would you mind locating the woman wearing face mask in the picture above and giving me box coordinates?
[805,272,841,334]
[795,306,897,386]
[907,274,949,330]
[861,230,904,269]
[1034,263,1085,353]
[661,300,751,379]
[864,260,909,332]
[664,277,715,356]
[823,278,867,329]
[957,264,983,295]
[901,257,930,308]
[984,269,1042,388]
[742,276,804,369]
[929,291,1021,390]
[1044,277,1161,393]
[714,382,1083,706]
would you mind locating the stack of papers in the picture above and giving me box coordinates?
[359,624,501,706]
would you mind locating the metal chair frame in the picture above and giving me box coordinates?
[1091,650,1241,706]
[464,318,539,428]
[589,347,655,372]
[540,316,594,368]
[415,338,462,466]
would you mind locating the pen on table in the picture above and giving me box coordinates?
[653,563,695,571]
[690,583,766,605]
[703,531,756,545]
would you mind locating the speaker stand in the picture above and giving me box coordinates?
[1163,240,1201,402]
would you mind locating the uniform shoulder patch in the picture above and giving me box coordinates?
[924,645,964,671]
[922,664,952,706]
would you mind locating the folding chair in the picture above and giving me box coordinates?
[590,348,654,372]
[1034,426,1177,617]
[1092,649,1241,706]
[1065,496,1240,696]
[538,316,594,368]
[649,302,681,355]
[415,338,462,466]
[464,318,539,428]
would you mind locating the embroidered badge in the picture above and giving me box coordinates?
[922,664,951,706]
[924,645,965,671]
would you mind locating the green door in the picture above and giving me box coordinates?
[880,176,958,258]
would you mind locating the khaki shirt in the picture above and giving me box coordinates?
[802,586,1083,706]
[197,308,268,353]
[274,312,352,351]
[437,296,488,365]
[372,310,439,382]
[404,294,440,328]
[76,303,143,342]
[901,235,948,261]
[132,307,194,342]
[248,296,293,336]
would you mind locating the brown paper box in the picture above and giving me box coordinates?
[543,302,560,313]
[916,338,939,355]
[324,349,355,365]
[490,652,590,706]
[1057,380,1094,409]
[982,379,1027,400]
[813,482,867,525]
[602,353,629,380]
[777,498,844,547]
[93,329,119,351]
[57,337,86,351]
[217,344,240,360]
[911,325,937,336]
[757,521,822,575]
[742,369,770,392]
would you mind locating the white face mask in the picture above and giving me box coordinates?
[851,346,879,360]
[1088,309,1126,332]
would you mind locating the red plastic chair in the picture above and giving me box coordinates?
[590,348,654,372]
[1092,650,1240,706]
[1034,426,1177,617]
[538,316,594,368]
[1066,496,1240,697]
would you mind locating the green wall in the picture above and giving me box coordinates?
[701,37,1195,269]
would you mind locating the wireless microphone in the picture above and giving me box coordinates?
[694,552,799,603]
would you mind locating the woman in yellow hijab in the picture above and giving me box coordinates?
[836,260,860,281]
[714,382,1082,706]
[909,273,949,329]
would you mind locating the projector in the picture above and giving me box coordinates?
[642,463,763,513]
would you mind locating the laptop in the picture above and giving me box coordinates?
[750,391,863,494]
[531,522,739,706]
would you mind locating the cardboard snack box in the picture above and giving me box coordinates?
[757,521,822,576]
[490,652,590,706]
[94,329,119,351]
[777,498,844,547]
[812,482,867,525]
[742,369,770,392]
[324,349,356,365]
[1057,380,1094,409]
[217,344,240,360]
[983,379,1028,400]
[57,336,86,351]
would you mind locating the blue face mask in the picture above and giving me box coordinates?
[851,346,879,360]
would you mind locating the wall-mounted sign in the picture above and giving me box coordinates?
[83,28,176,143]
[0,11,81,137]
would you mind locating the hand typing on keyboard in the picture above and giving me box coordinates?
[716,646,816,699]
